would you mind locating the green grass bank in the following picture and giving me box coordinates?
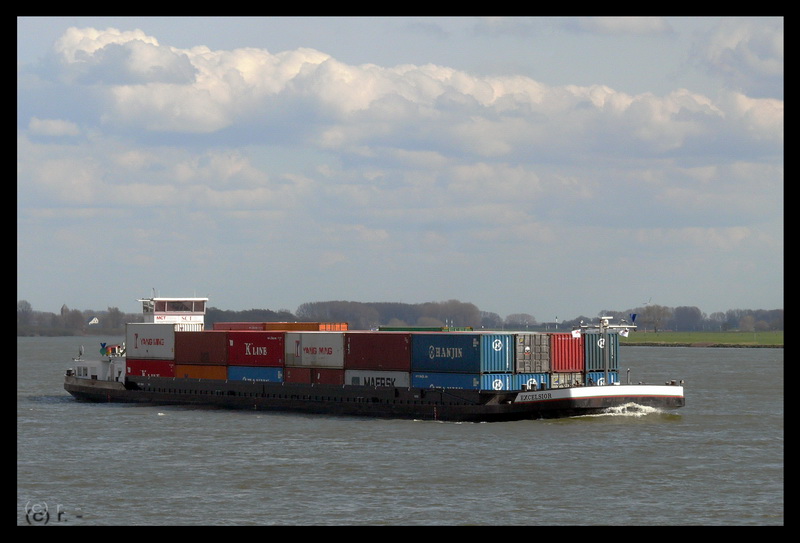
[620,330,783,348]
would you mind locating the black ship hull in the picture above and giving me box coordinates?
[64,375,685,422]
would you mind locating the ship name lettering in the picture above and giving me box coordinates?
[519,392,552,401]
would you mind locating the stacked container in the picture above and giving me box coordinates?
[409,333,520,391]
[549,333,585,388]
[583,332,619,372]
[284,332,345,384]
[227,331,285,383]
[514,333,550,373]
[133,324,626,392]
[174,330,228,379]
[344,332,412,388]
[125,323,177,377]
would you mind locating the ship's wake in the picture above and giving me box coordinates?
[589,402,665,418]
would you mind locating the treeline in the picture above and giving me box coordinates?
[17,298,784,336]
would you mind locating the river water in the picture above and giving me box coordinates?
[17,336,783,526]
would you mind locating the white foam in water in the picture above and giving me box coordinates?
[587,402,663,418]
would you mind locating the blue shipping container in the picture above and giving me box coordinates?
[585,371,619,386]
[513,373,550,391]
[411,372,481,390]
[411,333,481,373]
[480,373,514,391]
[480,333,515,373]
[583,332,620,371]
[228,365,284,383]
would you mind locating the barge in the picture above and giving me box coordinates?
[64,296,685,422]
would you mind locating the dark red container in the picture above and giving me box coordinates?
[175,330,229,365]
[312,368,345,385]
[344,332,412,371]
[550,333,585,372]
[227,331,285,367]
[126,358,175,377]
[284,367,312,383]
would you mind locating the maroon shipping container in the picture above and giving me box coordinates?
[175,330,229,365]
[227,331,285,367]
[550,333,585,372]
[344,332,412,371]
[312,368,345,385]
[126,358,176,377]
[285,367,312,384]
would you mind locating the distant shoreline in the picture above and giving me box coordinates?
[623,342,783,348]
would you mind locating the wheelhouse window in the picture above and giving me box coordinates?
[166,301,192,312]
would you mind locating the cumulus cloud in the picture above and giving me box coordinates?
[694,18,784,98]
[17,20,783,318]
[37,25,782,165]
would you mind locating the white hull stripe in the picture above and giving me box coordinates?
[514,385,684,403]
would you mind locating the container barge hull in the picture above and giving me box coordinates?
[64,375,684,422]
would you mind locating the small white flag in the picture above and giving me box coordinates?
[88,317,99,325]
[620,328,629,337]
[571,329,581,339]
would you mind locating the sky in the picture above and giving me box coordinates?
[17,16,783,322]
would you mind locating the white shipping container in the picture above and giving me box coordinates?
[345,370,410,388]
[289,332,345,368]
[125,323,176,360]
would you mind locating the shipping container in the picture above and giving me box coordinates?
[514,333,551,373]
[317,322,349,331]
[583,332,620,371]
[228,365,284,383]
[586,371,620,386]
[263,322,327,331]
[284,332,344,368]
[175,330,229,365]
[344,370,411,388]
[213,322,267,331]
[312,368,344,385]
[213,321,348,331]
[550,333,585,372]
[344,332,412,371]
[125,358,175,377]
[126,323,176,360]
[480,373,514,391]
[410,333,481,373]
[175,364,227,380]
[227,331,285,367]
[411,372,481,390]
[550,372,584,388]
[513,373,550,391]
[284,366,311,384]
[173,323,204,332]
[479,333,515,373]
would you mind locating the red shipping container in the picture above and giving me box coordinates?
[344,332,412,371]
[175,330,229,365]
[312,368,344,385]
[285,367,312,383]
[227,331,285,367]
[550,333,585,372]
[126,358,175,377]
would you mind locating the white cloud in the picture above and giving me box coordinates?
[17,19,783,319]
[28,117,80,137]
